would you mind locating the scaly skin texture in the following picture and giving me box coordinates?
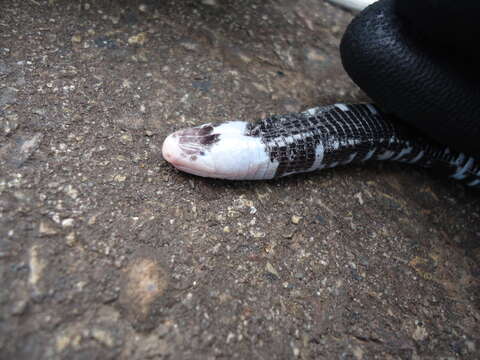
[163,103,480,186]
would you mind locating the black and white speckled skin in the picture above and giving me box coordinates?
[246,103,480,186]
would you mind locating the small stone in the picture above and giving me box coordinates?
[354,192,364,205]
[91,328,114,348]
[227,209,240,218]
[120,133,133,143]
[64,184,78,199]
[291,215,302,224]
[11,299,28,315]
[29,245,45,291]
[114,174,127,182]
[128,32,147,46]
[412,323,428,341]
[55,328,82,353]
[71,34,82,43]
[211,243,221,254]
[252,82,269,93]
[61,218,74,228]
[223,226,230,233]
[39,220,58,235]
[65,232,76,246]
[273,43,295,69]
[134,334,171,358]
[265,262,280,279]
[353,346,364,360]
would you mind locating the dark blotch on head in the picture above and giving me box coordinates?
[200,134,220,145]
[198,125,214,136]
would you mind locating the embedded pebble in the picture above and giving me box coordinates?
[120,133,133,143]
[65,232,76,246]
[63,184,79,199]
[291,215,302,224]
[55,326,83,353]
[265,262,280,279]
[128,33,147,46]
[71,34,82,43]
[62,218,75,228]
[114,174,127,182]
[11,299,28,315]
[412,323,428,341]
[39,220,58,235]
[28,245,46,293]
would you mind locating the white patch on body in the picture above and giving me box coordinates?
[392,146,412,160]
[334,103,349,111]
[308,142,325,172]
[467,179,480,187]
[163,121,278,180]
[376,150,394,160]
[366,104,378,114]
[342,152,357,164]
[451,156,474,180]
[327,0,376,12]
[363,148,376,161]
[409,150,424,163]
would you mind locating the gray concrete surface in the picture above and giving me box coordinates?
[1,0,479,359]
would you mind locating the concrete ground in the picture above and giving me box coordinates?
[1,0,479,359]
